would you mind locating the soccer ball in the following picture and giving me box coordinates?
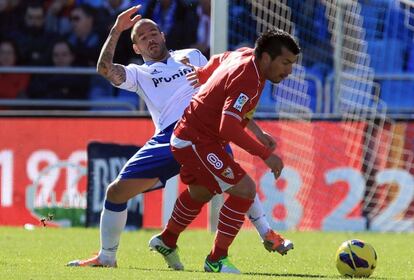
[335,239,377,278]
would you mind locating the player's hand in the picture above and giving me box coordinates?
[264,154,284,179]
[186,70,201,88]
[180,57,201,88]
[256,132,276,151]
[113,5,142,32]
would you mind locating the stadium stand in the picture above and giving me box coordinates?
[0,0,413,116]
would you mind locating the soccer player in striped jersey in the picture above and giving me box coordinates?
[150,29,300,274]
[67,6,292,268]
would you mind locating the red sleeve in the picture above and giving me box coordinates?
[197,52,230,84]
[219,113,272,160]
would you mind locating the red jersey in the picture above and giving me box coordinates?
[174,48,271,160]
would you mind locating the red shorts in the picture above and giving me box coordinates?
[171,140,246,194]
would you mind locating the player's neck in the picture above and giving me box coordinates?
[253,56,266,81]
[143,52,171,64]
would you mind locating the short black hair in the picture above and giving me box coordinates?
[254,29,300,60]
[26,1,45,12]
[52,38,75,54]
[74,3,96,20]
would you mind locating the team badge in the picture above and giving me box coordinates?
[221,166,234,179]
[233,93,249,112]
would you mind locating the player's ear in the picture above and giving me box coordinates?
[132,43,141,55]
[261,52,272,65]
[161,31,166,43]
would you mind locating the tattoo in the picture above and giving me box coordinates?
[110,64,126,85]
[97,28,126,85]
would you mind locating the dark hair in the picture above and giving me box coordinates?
[254,29,300,60]
[52,39,75,54]
[26,1,45,13]
[48,38,76,66]
[74,3,96,20]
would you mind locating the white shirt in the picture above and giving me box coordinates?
[116,49,208,133]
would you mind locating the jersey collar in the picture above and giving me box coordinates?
[144,58,169,66]
[144,51,173,66]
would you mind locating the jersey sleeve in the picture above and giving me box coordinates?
[197,51,231,84]
[222,73,258,122]
[218,69,270,158]
[219,113,272,160]
[194,50,208,67]
[112,64,141,92]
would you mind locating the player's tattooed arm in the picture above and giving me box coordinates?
[97,27,126,86]
[98,6,141,85]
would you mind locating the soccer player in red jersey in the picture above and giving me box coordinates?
[149,29,300,273]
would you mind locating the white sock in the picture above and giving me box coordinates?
[247,194,271,239]
[98,207,127,263]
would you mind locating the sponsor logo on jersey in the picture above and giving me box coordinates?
[233,93,249,112]
[221,166,234,179]
[152,68,193,87]
[150,69,162,75]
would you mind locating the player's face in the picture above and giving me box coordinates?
[133,22,168,61]
[0,42,16,66]
[265,47,298,83]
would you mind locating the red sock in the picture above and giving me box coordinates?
[161,189,205,248]
[209,195,254,262]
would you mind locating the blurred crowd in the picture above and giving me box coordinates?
[0,0,211,108]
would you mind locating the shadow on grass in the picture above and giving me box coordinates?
[129,267,394,280]
[128,267,327,278]
[245,272,327,278]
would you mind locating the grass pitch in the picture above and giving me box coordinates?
[0,227,412,279]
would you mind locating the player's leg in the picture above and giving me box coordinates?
[169,140,254,273]
[149,184,213,270]
[157,184,213,248]
[99,178,159,265]
[68,125,180,267]
[67,177,159,267]
[247,195,294,255]
[225,145,293,255]
[225,144,293,255]
[204,175,255,274]
[149,139,230,270]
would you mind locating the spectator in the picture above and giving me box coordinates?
[26,39,90,104]
[12,1,58,65]
[0,39,30,101]
[0,0,25,40]
[190,0,211,58]
[67,4,102,66]
[144,0,197,51]
[44,0,76,36]
[95,0,135,65]
[103,0,131,17]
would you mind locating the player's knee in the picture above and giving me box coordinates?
[106,180,124,202]
[241,179,256,199]
[229,175,256,199]
[188,185,213,202]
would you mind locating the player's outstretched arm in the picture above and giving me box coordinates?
[264,154,284,179]
[97,5,142,85]
[246,120,276,151]
[183,53,230,88]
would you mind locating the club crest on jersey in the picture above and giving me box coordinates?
[221,166,234,179]
[233,93,249,112]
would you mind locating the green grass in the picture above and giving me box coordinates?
[0,227,413,279]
